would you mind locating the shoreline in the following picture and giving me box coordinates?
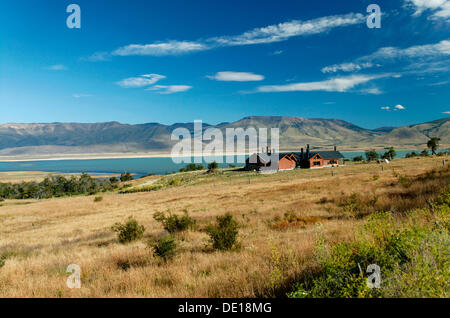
[0,148,427,163]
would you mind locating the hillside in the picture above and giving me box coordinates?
[0,116,448,157]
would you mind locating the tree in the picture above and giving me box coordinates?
[382,147,396,160]
[208,161,218,171]
[120,172,133,182]
[427,137,441,155]
[353,155,364,162]
[365,150,379,162]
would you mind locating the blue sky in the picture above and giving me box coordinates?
[0,0,449,129]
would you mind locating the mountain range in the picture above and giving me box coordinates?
[0,116,448,157]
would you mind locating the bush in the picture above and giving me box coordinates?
[120,172,134,182]
[421,149,430,157]
[288,189,450,298]
[0,174,117,200]
[109,176,119,183]
[206,213,239,250]
[94,196,103,202]
[365,150,379,162]
[150,235,177,259]
[208,161,219,172]
[153,211,195,233]
[180,163,204,173]
[111,217,145,244]
[353,155,364,162]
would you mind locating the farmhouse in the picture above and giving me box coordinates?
[296,145,344,169]
[245,145,344,172]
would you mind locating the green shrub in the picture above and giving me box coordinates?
[150,235,177,259]
[180,163,204,173]
[109,176,119,183]
[94,196,103,202]
[365,150,379,162]
[288,194,450,298]
[0,174,117,200]
[153,211,195,233]
[353,155,364,162]
[208,161,219,172]
[111,217,145,244]
[120,172,134,182]
[119,184,162,194]
[206,213,239,250]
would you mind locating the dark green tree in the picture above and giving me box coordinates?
[427,137,441,155]
[365,150,379,162]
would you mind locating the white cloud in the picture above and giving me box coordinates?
[72,94,92,98]
[271,50,284,55]
[443,111,450,114]
[363,40,450,61]
[46,64,67,71]
[91,13,364,59]
[381,105,406,111]
[113,41,207,56]
[429,80,449,86]
[207,71,264,82]
[405,0,450,19]
[361,87,383,95]
[322,62,373,73]
[147,85,192,94]
[256,74,387,93]
[210,13,364,46]
[116,74,166,88]
[321,39,450,74]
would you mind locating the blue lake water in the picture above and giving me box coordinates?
[0,150,427,178]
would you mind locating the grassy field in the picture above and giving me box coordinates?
[0,156,448,298]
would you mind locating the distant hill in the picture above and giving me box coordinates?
[0,116,448,156]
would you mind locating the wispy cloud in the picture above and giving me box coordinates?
[394,104,406,110]
[443,111,450,114]
[46,64,67,71]
[255,74,389,93]
[405,0,450,19]
[113,41,207,56]
[72,94,92,98]
[381,106,391,110]
[271,50,284,55]
[360,87,383,95]
[89,13,364,59]
[147,85,192,94]
[116,74,166,88]
[429,80,449,86]
[210,13,364,46]
[321,39,450,74]
[207,71,264,82]
[322,62,374,73]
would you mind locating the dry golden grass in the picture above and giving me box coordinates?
[0,156,448,298]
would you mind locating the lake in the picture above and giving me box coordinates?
[0,150,427,178]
